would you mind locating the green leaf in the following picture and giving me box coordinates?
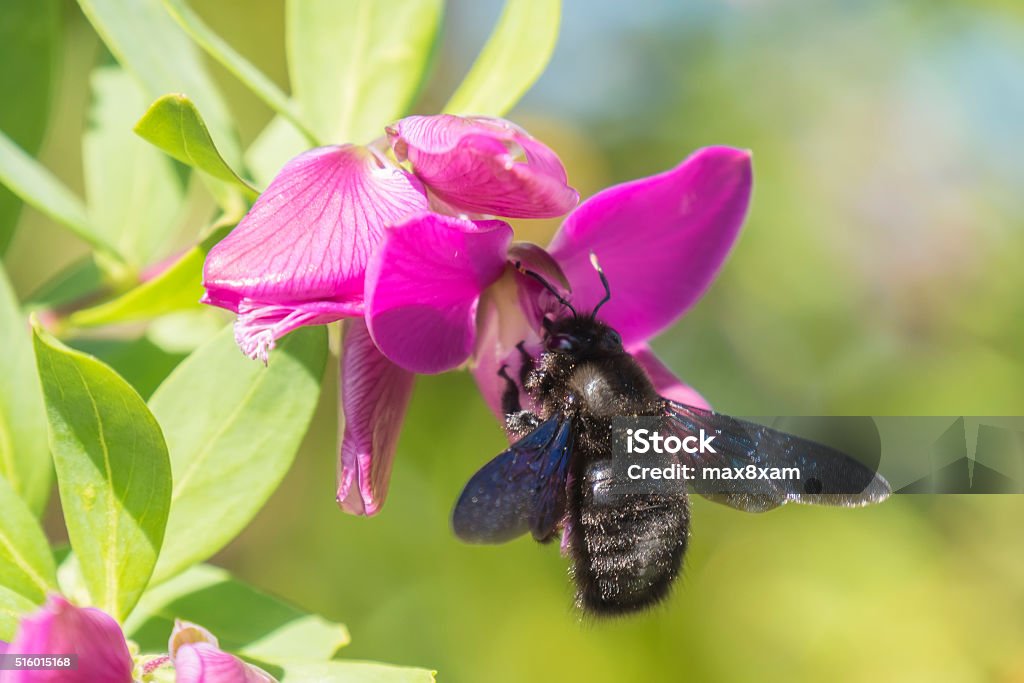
[246,116,308,187]
[32,325,172,620]
[68,224,232,328]
[0,129,120,258]
[277,661,436,682]
[135,95,258,196]
[158,0,318,145]
[0,476,58,607]
[75,0,240,166]
[444,0,562,117]
[0,266,51,515]
[0,0,61,254]
[67,336,188,402]
[125,564,349,663]
[0,584,38,641]
[24,257,106,312]
[84,66,185,267]
[148,325,327,584]
[286,0,444,143]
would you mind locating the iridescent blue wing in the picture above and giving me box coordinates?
[664,401,890,512]
[453,416,574,544]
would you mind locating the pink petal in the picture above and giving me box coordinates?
[387,115,579,218]
[548,147,753,344]
[336,318,415,516]
[506,242,573,332]
[202,145,429,358]
[365,213,513,374]
[1,595,133,683]
[173,643,276,683]
[470,269,540,424]
[628,344,710,409]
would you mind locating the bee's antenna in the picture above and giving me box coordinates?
[515,261,577,317]
[590,252,612,315]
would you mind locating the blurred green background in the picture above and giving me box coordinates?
[5,0,1024,681]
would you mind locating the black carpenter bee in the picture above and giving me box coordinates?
[452,259,890,616]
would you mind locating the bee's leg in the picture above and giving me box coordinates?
[499,364,541,437]
[498,365,522,415]
[516,341,535,388]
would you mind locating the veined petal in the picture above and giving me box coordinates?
[628,344,710,409]
[337,319,415,516]
[387,115,578,218]
[173,643,277,683]
[0,595,132,683]
[366,213,513,374]
[202,145,429,353]
[548,147,752,344]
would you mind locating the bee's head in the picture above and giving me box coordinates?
[542,315,624,357]
[520,250,620,357]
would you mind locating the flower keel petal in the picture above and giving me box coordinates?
[337,318,415,516]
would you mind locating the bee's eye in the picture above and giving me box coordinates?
[550,334,577,351]
[606,329,622,348]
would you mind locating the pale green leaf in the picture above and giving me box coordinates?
[159,0,318,145]
[286,0,444,143]
[24,257,106,311]
[0,266,51,515]
[75,0,240,165]
[135,94,258,195]
[32,326,172,620]
[445,0,561,116]
[125,564,350,663]
[0,476,58,608]
[148,326,327,584]
[245,115,308,187]
[0,0,61,254]
[277,661,437,682]
[0,584,37,641]
[84,66,185,267]
[0,129,119,257]
[68,225,232,328]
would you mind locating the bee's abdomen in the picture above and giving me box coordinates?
[570,460,690,615]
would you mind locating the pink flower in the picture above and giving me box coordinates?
[0,595,133,683]
[201,115,578,516]
[168,620,276,683]
[0,595,278,683]
[366,145,752,450]
[387,115,579,218]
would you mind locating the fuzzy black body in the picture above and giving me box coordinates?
[526,317,690,615]
[452,312,890,617]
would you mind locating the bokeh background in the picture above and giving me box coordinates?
[5,0,1024,680]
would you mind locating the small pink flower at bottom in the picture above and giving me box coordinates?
[0,595,133,683]
[168,620,277,683]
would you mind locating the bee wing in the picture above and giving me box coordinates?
[453,415,574,543]
[663,401,890,511]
